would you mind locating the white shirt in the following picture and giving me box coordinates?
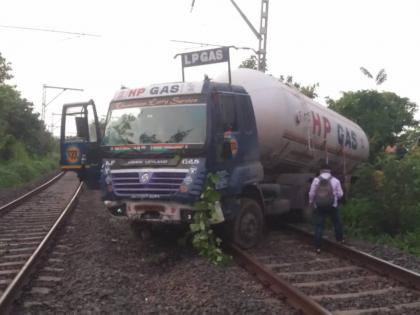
[308,171,344,208]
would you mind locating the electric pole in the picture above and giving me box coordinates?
[49,112,62,135]
[258,0,269,71]
[229,0,269,72]
[41,85,83,122]
[190,0,269,72]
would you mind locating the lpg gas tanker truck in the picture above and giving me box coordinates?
[60,68,369,248]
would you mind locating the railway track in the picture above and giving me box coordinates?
[0,172,82,314]
[229,225,420,315]
[0,172,64,213]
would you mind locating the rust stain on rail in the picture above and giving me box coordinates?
[227,242,332,315]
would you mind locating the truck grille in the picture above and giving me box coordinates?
[111,170,188,197]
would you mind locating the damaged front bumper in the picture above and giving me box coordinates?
[103,199,224,224]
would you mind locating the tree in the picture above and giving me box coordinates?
[0,53,55,160]
[360,67,387,86]
[398,125,420,149]
[327,90,418,159]
[239,55,258,70]
[239,54,268,72]
[279,75,319,99]
[0,52,13,84]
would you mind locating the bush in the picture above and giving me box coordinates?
[344,148,420,256]
[348,150,420,236]
[0,53,58,189]
[32,157,57,173]
[394,230,420,256]
[9,161,37,182]
[0,156,58,189]
[373,230,420,256]
[0,167,22,187]
[341,198,381,236]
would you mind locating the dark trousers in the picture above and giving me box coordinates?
[314,206,343,248]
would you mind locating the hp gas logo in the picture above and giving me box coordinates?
[139,172,151,184]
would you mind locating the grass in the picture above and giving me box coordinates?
[341,200,420,257]
[343,229,420,257]
[0,155,58,189]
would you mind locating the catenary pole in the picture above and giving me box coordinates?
[189,0,269,72]
[41,85,83,122]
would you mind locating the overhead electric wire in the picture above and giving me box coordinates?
[171,39,224,48]
[0,24,101,37]
[170,39,258,54]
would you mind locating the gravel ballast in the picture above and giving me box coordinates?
[0,169,60,207]
[295,222,420,274]
[10,187,420,314]
[15,190,298,314]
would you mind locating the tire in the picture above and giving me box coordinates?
[231,198,264,249]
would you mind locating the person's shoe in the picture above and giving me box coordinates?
[316,248,321,254]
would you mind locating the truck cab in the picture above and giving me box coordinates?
[61,79,265,248]
[60,100,102,189]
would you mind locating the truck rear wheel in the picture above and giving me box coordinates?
[232,198,264,249]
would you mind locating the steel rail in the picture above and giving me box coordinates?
[227,243,332,315]
[0,171,64,214]
[0,181,84,314]
[284,224,420,290]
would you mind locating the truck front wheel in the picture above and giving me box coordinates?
[232,198,264,249]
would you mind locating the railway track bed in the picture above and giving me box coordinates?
[0,172,81,313]
[3,175,420,314]
[0,170,61,207]
[231,227,420,314]
[12,190,299,314]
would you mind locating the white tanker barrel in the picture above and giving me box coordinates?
[216,69,369,174]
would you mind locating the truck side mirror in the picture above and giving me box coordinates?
[222,141,232,160]
[75,116,89,139]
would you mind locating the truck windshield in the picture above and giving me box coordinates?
[103,101,206,146]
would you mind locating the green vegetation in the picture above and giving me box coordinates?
[278,75,319,99]
[189,173,231,265]
[239,54,267,72]
[342,151,420,234]
[0,52,57,189]
[359,67,388,86]
[341,151,420,255]
[0,156,57,188]
[327,90,417,160]
[329,83,420,256]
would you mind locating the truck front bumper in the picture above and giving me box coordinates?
[104,200,195,223]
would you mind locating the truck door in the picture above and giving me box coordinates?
[215,93,240,163]
[234,93,259,162]
[210,92,242,192]
[60,100,102,189]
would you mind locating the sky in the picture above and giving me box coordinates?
[1,0,420,135]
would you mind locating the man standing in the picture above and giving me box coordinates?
[309,163,344,253]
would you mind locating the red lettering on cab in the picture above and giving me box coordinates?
[128,88,145,97]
